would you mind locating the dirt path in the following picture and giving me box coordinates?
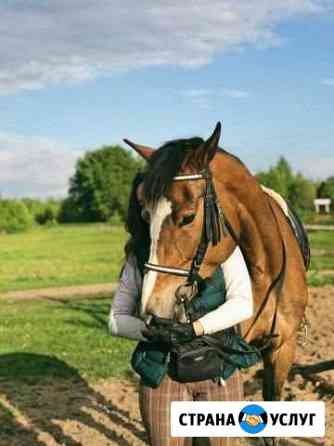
[305,225,334,231]
[0,287,333,446]
[0,283,117,300]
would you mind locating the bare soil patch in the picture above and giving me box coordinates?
[1,283,117,301]
[0,287,333,446]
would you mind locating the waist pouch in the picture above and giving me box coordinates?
[168,332,261,383]
[168,337,232,383]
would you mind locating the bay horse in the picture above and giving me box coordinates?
[124,123,309,444]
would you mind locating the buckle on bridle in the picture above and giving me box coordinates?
[175,282,198,302]
[175,281,198,322]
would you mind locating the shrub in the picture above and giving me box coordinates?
[108,212,122,226]
[36,200,61,225]
[58,197,82,223]
[0,200,34,233]
[22,198,61,225]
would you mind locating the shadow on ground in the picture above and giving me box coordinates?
[0,353,147,446]
[46,296,111,332]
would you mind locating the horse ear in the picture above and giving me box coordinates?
[195,122,222,167]
[123,139,155,160]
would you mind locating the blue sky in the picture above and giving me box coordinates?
[0,1,333,197]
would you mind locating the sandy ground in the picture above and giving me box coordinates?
[0,287,333,446]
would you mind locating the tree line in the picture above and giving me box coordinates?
[257,156,334,213]
[0,145,333,233]
[0,145,142,233]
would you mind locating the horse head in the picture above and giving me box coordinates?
[124,123,239,320]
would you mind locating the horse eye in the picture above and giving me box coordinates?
[141,209,150,223]
[180,214,195,227]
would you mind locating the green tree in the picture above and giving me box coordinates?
[58,197,82,223]
[36,199,61,225]
[318,177,334,199]
[257,157,316,211]
[65,145,143,222]
[22,198,45,223]
[22,198,61,225]
[0,199,34,233]
[257,156,294,199]
[318,177,334,211]
[289,173,316,210]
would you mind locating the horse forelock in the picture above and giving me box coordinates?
[142,137,204,205]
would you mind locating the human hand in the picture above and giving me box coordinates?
[142,315,196,347]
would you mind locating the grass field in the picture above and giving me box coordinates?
[0,296,134,382]
[0,224,127,292]
[0,223,333,293]
[0,224,333,385]
[307,230,334,286]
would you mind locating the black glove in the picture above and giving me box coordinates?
[142,315,196,347]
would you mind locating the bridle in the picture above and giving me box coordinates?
[144,168,230,304]
[142,167,286,348]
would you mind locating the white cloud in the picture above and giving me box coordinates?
[181,86,250,107]
[183,89,212,98]
[221,88,250,98]
[181,89,212,108]
[321,78,334,86]
[0,133,82,197]
[0,1,330,94]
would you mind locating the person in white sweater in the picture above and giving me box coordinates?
[109,173,254,446]
[109,245,253,341]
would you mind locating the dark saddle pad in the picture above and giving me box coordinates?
[286,204,311,270]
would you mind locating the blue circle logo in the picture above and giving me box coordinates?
[238,404,268,434]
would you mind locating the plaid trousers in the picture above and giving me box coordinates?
[139,370,244,446]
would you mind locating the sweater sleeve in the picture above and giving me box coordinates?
[108,256,147,341]
[197,246,253,335]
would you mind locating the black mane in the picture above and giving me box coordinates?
[142,136,247,204]
[143,137,204,204]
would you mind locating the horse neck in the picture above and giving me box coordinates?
[212,152,284,281]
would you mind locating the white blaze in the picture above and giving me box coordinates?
[141,197,172,315]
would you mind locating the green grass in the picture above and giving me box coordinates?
[301,211,334,225]
[0,224,127,292]
[308,230,334,271]
[307,230,334,286]
[307,273,334,287]
[0,224,333,293]
[0,225,333,384]
[308,230,334,250]
[0,296,134,383]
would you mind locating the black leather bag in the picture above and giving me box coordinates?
[168,335,240,383]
